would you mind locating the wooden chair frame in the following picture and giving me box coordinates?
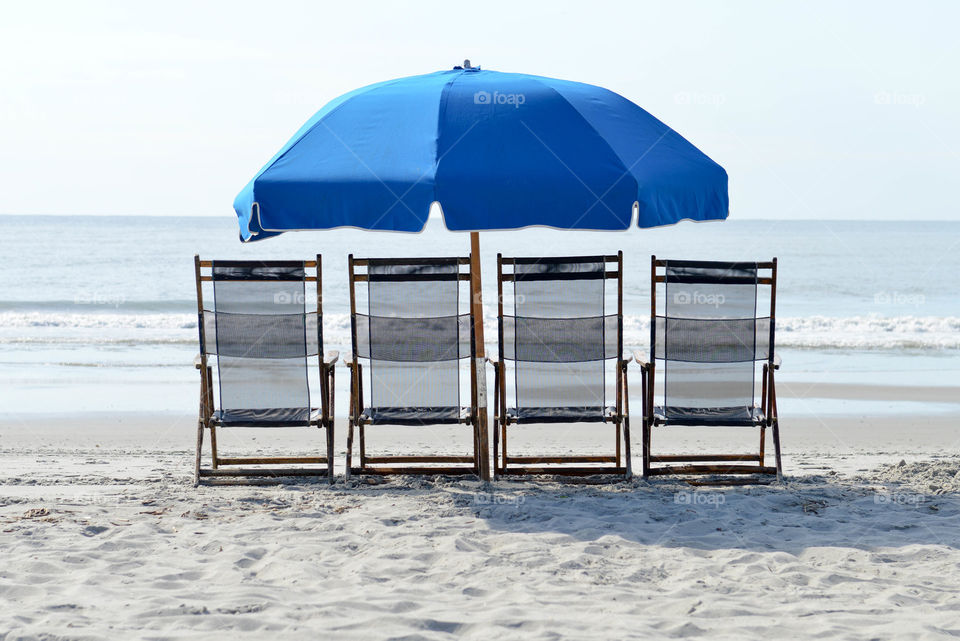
[193,255,337,485]
[345,255,482,477]
[637,256,782,482]
[491,253,631,479]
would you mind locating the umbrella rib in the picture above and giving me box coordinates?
[591,128,673,209]
[366,120,481,231]
[517,120,617,216]
[256,77,409,188]
[319,118,481,231]
[519,119,673,230]
[319,121,422,221]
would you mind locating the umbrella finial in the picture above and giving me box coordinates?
[463,59,472,69]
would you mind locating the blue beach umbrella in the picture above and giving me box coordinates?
[232,61,729,481]
[234,63,727,238]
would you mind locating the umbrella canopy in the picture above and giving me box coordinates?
[233,65,728,240]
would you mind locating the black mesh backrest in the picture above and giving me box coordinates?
[203,260,318,424]
[500,256,621,415]
[352,258,472,415]
[654,260,772,416]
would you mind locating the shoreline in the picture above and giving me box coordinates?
[3,379,959,421]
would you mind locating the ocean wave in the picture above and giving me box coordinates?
[0,311,197,330]
[0,311,958,351]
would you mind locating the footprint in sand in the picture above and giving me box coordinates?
[82,525,108,536]
[235,548,268,568]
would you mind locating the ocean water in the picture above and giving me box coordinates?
[2,215,959,416]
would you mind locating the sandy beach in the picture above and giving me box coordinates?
[3,383,960,639]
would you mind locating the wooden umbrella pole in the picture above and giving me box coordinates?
[470,232,492,482]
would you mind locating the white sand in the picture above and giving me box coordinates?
[2,412,960,639]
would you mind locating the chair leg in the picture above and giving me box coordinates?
[642,419,651,479]
[328,367,336,426]
[615,421,622,465]
[623,417,633,480]
[209,426,219,469]
[345,418,354,480]
[472,414,481,477]
[501,423,508,477]
[759,424,766,465]
[194,421,204,487]
[772,419,783,481]
[770,366,783,481]
[359,424,366,469]
[326,423,335,484]
[621,361,632,480]
[492,418,500,480]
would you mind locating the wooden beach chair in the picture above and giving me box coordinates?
[193,256,337,484]
[491,254,631,479]
[637,257,782,482]
[346,256,482,477]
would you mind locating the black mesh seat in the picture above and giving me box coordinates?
[214,408,324,427]
[364,406,472,425]
[194,256,336,484]
[637,257,783,481]
[653,406,765,427]
[494,254,631,478]
[507,406,616,423]
[347,256,482,477]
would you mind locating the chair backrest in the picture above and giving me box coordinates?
[498,255,622,417]
[651,258,775,415]
[349,257,473,419]
[197,259,321,424]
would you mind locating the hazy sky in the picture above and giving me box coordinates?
[1,0,958,220]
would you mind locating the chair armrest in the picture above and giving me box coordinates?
[194,354,203,369]
[324,350,340,366]
[633,350,652,369]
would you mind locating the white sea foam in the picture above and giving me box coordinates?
[1,311,958,351]
[0,312,196,330]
